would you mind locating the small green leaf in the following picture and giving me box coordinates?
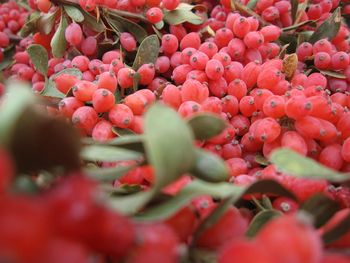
[191,149,230,182]
[144,103,195,189]
[81,145,143,162]
[309,7,341,44]
[132,35,160,70]
[164,9,203,25]
[255,154,269,166]
[19,12,40,37]
[318,70,346,79]
[323,212,350,244]
[51,15,68,58]
[301,194,339,228]
[102,134,145,153]
[270,148,350,182]
[247,0,259,9]
[246,210,282,237]
[85,164,135,181]
[81,8,106,32]
[291,0,298,23]
[112,127,135,136]
[37,9,58,35]
[64,5,84,22]
[187,113,226,140]
[0,82,36,145]
[282,20,316,32]
[106,14,147,43]
[0,46,15,71]
[27,44,48,77]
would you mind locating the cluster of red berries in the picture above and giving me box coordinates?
[0,1,28,59]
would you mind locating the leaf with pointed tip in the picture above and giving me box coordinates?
[19,12,40,37]
[27,44,48,77]
[318,70,346,79]
[51,15,68,58]
[81,8,105,33]
[309,7,341,44]
[246,210,282,237]
[37,9,58,35]
[112,127,135,136]
[164,8,203,25]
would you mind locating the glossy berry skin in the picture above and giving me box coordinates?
[92,120,115,142]
[146,7,163,24]
[120,32,137,52]
[72,106,98,135]
[109,104,134,128]
[72,81,98,102]
[92,88,115,113]
[53,74,78,94]
[58,97,84,118]
[65,23,83,46]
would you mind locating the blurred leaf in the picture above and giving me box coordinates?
[318,70,346,79]
[191,149,230,182]
[279,33,297,53]
[27,44,48,77]
[247,0,258,9]
[144,103,195,190]
[112,127,135,136]
[246,210,282,237]
[309,7,341,44]
[301,194,339,228]
[0,83,36,145]
[81,8,105,33]
[270,148,350,182]
[37,8,58,35]
[187,113,226,140]
[132,35,160,70]
[64,5,84,22]
[323,212,350,244]
[51,15,68,58]
[19,12,40,37]
[106,14,147,43]
[0,46,15,71]
[291,0,299,23]
[102,134,145,153]
[84,164,135,181]
[81,145,143,162]
[255,155,269,166]
[164,8,203,25]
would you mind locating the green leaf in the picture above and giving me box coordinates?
[132,35,160,70]
[255,154,269,166]
[64,5,84,22]
[111,127,135,136]
[290,0,298,23]
[132,72,140,91]
[270,148,350,182]
[37,9,59,35]
[323,212,350,244]
[51,15,68,58]
[187,113,226,140]
[81,8,106,32]
[191,149,230,182]
[282,20,316,32]
[309,7,341,44]
[27,44,48,77]
[135,180,243,221]
[0,82,36,145]
[144,103,195,189]
[301,194,339,228]
[84,164,135,181]
[247,0,259,9]
[19,12,40,37]
[164,9,203,25]
[0,46,15,71]
[81,145,143,162]
[109,190,154,215]
[318,70,346,79]
[106,14,147,43]
[246,210,282,237]
[102,134,145,153]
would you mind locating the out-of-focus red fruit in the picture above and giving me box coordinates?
[256,215,323,263]
[196,207,249,250]
[0,148,13,194]
[125,223,179,263]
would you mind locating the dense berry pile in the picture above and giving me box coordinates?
[0,0,350,262]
